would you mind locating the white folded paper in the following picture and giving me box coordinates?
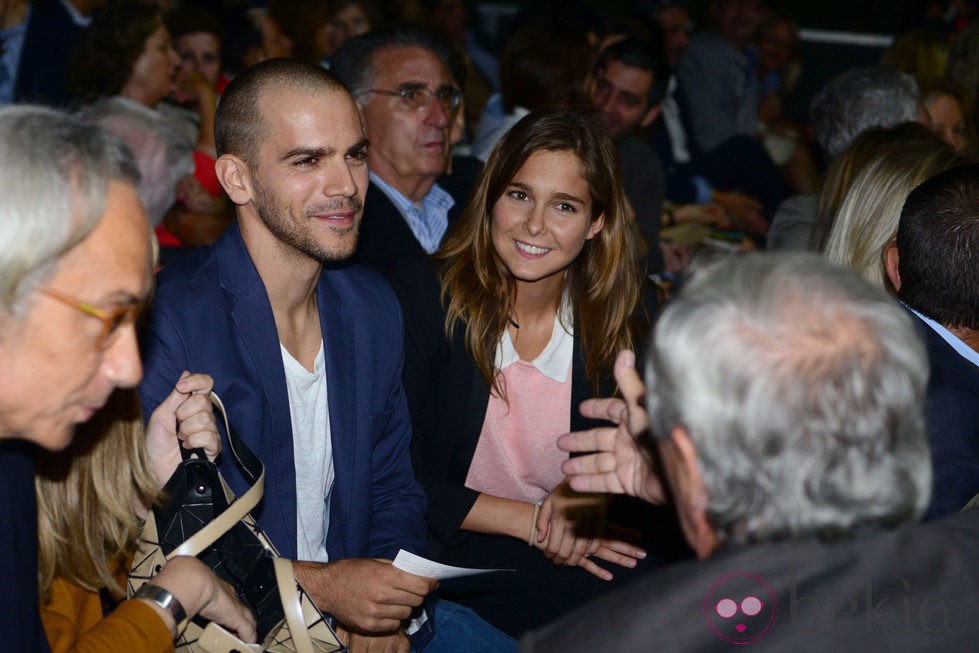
[392,549,513,579]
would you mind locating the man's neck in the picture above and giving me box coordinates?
[369,161,438,204]
[238,211,321,327]
[256,248,323,372]
[949,326,979,354]
[64,0,99,18]
[1,0,28,29]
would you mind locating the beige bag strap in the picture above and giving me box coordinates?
[172,392,265,558]
[274,558,315,653]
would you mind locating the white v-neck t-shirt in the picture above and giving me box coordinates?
[281,341,334,562]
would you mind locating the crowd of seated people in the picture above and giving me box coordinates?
[1,1,979,652]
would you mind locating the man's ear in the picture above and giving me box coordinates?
[670,425,719,559]
[215,154,253,206]
[884,240,902,292]
[640,104,661,129]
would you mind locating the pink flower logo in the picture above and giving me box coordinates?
[703,571,779,644]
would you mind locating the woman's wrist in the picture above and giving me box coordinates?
[133,583,187,639]
[527,500,543,546]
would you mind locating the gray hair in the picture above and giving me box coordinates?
[331,25,455,104]
[0,105,140,314]
[810,67,920,159]
[645,252,931,545]
[79,98,194,227]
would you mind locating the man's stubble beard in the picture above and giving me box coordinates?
[252,177,363,263]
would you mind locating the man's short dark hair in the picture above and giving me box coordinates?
[497,21,594,114]
[215,58,346,165]
[594,37,671,109]
[331,25,457,103]
[897,163,979,330]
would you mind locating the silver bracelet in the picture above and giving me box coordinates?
[134,583,189,637]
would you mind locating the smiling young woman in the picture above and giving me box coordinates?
[392,107,663,636]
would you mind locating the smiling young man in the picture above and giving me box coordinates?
[139,58,511,652]
[332,25,483,278]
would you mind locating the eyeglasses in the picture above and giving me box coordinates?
[38,287,144,350]
[368,84,463,113]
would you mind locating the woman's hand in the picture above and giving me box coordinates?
[534,479,646,580]
[145,371,221,484]
[146,556,257,642]
[172,67,217,107]
[177,174,224,213]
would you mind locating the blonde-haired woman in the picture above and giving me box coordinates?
[823,135,965,290]
[393,108,661,636]
[36,374,255,652]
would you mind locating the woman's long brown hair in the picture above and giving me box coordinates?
[437,108,644,396]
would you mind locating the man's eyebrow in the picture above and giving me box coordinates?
[281,146,335,161]
[346,138,370,155]
[95,291,147,306]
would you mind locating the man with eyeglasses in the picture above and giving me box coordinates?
[0,105,254,651]
[332,25,482,279]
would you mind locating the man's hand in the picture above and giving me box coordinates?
[673,202,732,230]
[712,190,768,238]
[294,559,436,633]
[660,242,693,274]
[337,627,410,653]
[144,371,220,484]
[560,350,667,506]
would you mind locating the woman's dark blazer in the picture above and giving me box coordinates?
[392,255,657,555]
[393,257,677,635]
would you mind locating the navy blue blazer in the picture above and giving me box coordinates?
[911,312,979,519]
[352,156,482,280]
[139,222,428,561]
[0,442,50,652]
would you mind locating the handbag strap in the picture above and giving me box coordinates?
[171,392,267,558]
[273,558,315,653]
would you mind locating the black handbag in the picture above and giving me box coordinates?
[129,393,343,653]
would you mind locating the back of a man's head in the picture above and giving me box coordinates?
[0,105,139,315]
[897,163,979,331]
[215,57,346,166]
[645,252,931,546]
[810,66,920,159]
[496,21,594,114]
